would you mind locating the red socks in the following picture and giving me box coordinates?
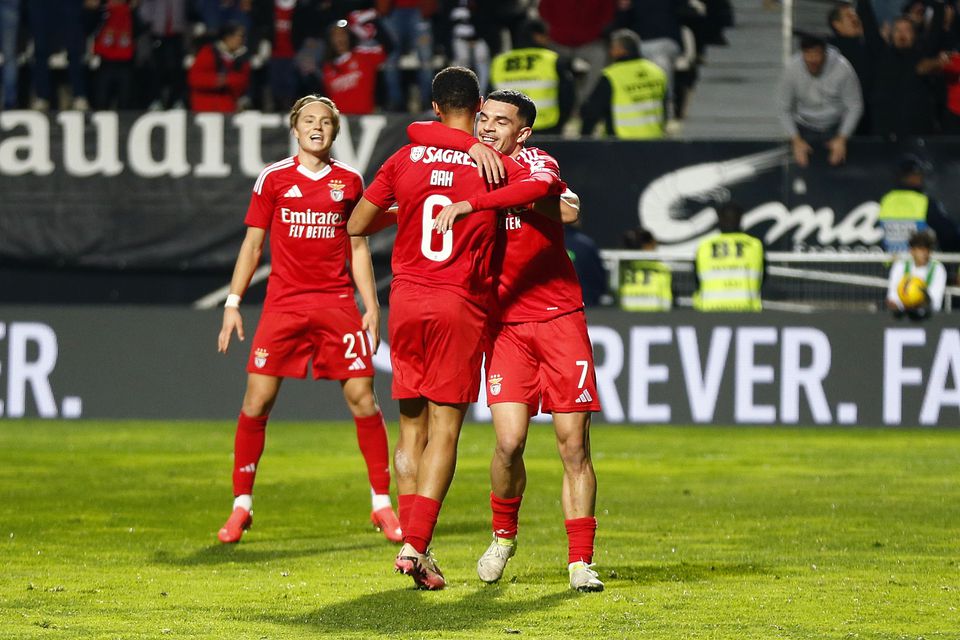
[397,493,415,532]
[565,516,597,564]
[353,411,392,495]
[490,492,523,538]
[404,495,442,554]
[232,412,268,496]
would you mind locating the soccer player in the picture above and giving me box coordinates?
[216,95,401,546]
[347,67,565,590]
[407,89,605,592]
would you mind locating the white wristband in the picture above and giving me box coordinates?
[224,294,241,309]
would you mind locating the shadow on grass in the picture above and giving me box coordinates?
[152,541,375,566]
[597,562,771,585]
[266,585,576,634]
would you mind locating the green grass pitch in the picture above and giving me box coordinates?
[1,421,959,639]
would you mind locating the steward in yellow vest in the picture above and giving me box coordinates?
[619,228,672,311]
[581,29,667,139]
[693,203,765,312]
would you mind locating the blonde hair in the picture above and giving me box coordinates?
[289,95,341,136]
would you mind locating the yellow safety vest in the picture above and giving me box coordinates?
[490,48,560,130]
[877,190,929,253]
[619,260,672,311]
[693,232,764,312]
[602,58,666,140]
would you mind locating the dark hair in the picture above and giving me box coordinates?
[219,21,245,42]
[609,29,642,59]
[486,89,537,128]
[908,229,937,249]
[716,201,744,233]
[827,2,853,30]
[622,227,655,249]
[432,66,480,113]
[898,153,929,177]
[517,18,548,48]
[799,34,827,50]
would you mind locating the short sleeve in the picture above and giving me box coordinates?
[244,175,275,229]
[363,150,399,210]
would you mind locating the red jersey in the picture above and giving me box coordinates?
[364,139,563,306]
[245,156,364,311]
[272,0,296,59]
[322,46,386,115]
[93,2,134,62]
[493,147,584,323]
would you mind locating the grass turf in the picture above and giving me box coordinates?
[1,421,958,639]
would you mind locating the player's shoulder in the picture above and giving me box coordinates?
[330,157,365,187]
[253,156,296,194]
[516,146,560,173]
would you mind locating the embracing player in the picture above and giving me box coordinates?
[348,68,565,590]
[216,95,401,545]
[407,89,605,592]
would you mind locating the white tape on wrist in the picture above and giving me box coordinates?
[224,294,241,309]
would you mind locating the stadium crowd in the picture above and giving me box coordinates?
[0,0,734,134]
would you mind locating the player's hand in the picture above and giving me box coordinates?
[791,136,812,167]
[468,142,505,185]
[826,136,847,166]
[433,201,474,233]
[218,307,244,353]
[362,307,381,354]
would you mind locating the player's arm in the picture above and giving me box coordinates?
[433,159,565,232]
[350,236,381,352]
[532,187,580,224]
[218,226,266,354]
[407,120,505,184]
[347,196,396,236]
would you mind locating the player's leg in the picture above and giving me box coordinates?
[477,401,529,582]
[553,410,603,592]
[340,376,401,542]
[219,372,282,543]
[395,397,428,531]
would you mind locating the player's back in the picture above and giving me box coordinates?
[368,143,499,305]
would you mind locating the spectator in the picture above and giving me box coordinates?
[776,35,862,168]
[564,222,609,307]
[378,0,436,112]
[619,228,672,312]
[863,0,944,139]
[196,0,252,35]
[0,0,19,109]
[93,0,136,110]
[614,0,682,116]
[693,202,765,312]
[877,154,960,257]
[27,0,91,111]
[538,0,615,112]
[489,19,575,134]
[828,2,872,133]
[321,18,387,115]
[886,229,947,318]
[187,22,251,112]
[445,0,491,93]
[581,29,667,139]
[942,49,960,132]
[139,0,189,109]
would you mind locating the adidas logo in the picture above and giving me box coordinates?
[283,185,303,198]
[348,357,366,371]
[239,463,256,473]
[575,389,593,404]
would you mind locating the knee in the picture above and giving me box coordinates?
[557,437,590,469]
[345,385,378,418]
[495,434,527,464]
[241,393,274,418]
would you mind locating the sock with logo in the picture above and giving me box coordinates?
[397,493,415,533]
[404,495,442,554]
[354,412,392,503]
[564,516,597,564]
[490,492,523,539]
[232,412,268,496]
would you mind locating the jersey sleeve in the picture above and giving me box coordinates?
[467,156,565,211]
[343,171,365,217]
[244,173,275,229]
[406,120,478,152]
[362,151,398,210]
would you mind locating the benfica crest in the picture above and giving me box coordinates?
[488,373,503,396]
[254,348,269,368]
[328,179,345,202]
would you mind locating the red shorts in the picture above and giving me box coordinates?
[389,281,486,403]
[485,311,601,414]
[247,306,373,380]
